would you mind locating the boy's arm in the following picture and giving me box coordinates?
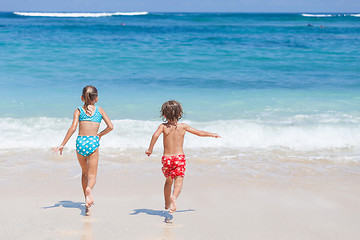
[145,124,164,156]
[53,109,80,155]
[184,124,221,138]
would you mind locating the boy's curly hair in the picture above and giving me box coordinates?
[161,100,183,122]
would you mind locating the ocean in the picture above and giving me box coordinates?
[0,12,360,177]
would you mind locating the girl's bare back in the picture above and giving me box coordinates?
[78,105,101,136]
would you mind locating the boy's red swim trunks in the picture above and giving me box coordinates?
[161,155,186,179]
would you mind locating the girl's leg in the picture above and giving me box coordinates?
[77,153,88,198]
[164,177,173,210]
[169,177,183,213]
[85,149,99,208]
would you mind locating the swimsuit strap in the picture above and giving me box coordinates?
[78,106,103,123]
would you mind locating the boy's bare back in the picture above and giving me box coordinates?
[161,123,187,156]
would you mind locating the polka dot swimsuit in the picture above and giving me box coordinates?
[76,106,103,157]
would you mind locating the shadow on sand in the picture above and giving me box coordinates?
[43,200,87,216]
[130,208,195,223]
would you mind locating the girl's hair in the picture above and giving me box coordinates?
[161,100,183,122]
[82,85,98,115]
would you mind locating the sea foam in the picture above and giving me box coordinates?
[302,14,333,17]
[13,12,148,17]
[1,117,359,153]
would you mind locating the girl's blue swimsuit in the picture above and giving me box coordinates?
[76,106,103,157]
[76,136,100,157]
[78,106,103,123]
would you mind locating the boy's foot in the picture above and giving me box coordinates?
[85,206,91,216]
[169,196,176,213]
[85,187,94,208]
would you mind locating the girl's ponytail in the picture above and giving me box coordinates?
[82,85,98,115]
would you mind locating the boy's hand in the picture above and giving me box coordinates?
[145,149,152,156]
[213,133,221,138]
[53,145,64,155]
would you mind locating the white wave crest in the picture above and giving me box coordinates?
[1,117,360,153]
[13,11,148,17]
[350,14,360,17]
[113,12,148,16]
[302,14,333,17]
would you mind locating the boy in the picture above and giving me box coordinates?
[146,100,220,213]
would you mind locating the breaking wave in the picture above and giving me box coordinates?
[13,11,148,17]
[302,14,333,17]
[302,13,360,18]
[1,117,360,151]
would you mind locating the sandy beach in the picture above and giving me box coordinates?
[1,151,359,240]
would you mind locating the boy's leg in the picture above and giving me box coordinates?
[85,149,99,208]
[170,177,183,213]
[164,177,173,210]
[77,153,88,198]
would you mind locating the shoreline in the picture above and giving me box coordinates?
[1,149,359,180]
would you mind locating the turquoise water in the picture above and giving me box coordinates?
[0,12,359,160]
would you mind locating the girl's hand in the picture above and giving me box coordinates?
[145,149,152,156]
[97,134,102,140]
[53,145,64,155]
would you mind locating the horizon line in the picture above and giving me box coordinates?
[2,11,360,13]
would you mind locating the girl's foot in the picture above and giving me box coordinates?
[169,195,176,213]
[165,201,171,210]
[85,187,94,208]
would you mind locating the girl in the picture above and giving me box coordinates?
[53,85,114,208]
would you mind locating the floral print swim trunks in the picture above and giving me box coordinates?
[161,155,186,179]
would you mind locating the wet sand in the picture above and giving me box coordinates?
[1,152,360,240]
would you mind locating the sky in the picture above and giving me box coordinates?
[1,0,360,13]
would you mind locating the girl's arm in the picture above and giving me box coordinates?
[184,124,221,138]
[145,124,164,156]
[53,109,80,155]
[97,107,114,139]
